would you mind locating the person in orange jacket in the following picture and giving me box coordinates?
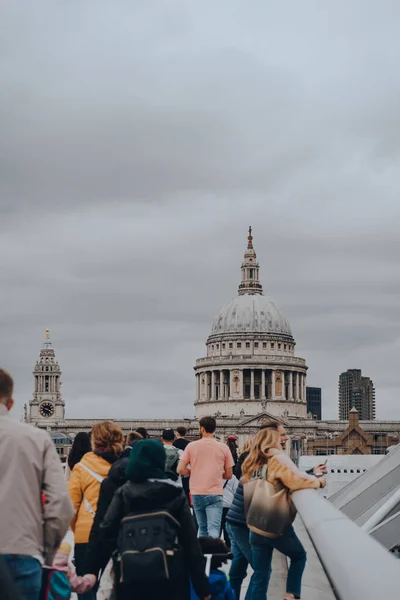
[68,421,124,600]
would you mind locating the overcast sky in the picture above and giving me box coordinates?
[1,2,400,422]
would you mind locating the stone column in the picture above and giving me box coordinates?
[205,372,209,400]
[220,370,224,399]
[289,371,293,400]
[250,369,255,400]
[211,371,216,400]
[261,370,266,400]
[271,370,276,399]
[303,375,307,403]
[282,371,286,400]
[296,372,300,401]
[196,374,200,401]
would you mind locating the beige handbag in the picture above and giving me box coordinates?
[243,464,297,538]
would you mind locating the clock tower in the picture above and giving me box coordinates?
[27,329,65,426]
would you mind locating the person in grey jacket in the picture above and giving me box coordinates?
[0,369,74,600]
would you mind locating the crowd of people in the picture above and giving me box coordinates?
[0,368,327,600]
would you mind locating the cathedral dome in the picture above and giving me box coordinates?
[210,293,293,339]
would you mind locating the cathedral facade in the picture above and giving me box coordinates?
[25,231,400,457]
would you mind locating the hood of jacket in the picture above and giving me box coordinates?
[80,452,114,478]
[119,478,185,513]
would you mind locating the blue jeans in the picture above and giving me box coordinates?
[250,526,307,599]
[226,522,257,600]
[191,495,223,538]
[2,555,42,600]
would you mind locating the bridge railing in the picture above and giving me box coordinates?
[292,488,399,600]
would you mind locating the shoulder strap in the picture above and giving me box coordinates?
[223,480,229,489]
[77,462,105,483]
[261,464,268,479]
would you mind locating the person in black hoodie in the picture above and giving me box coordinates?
[84,433,143,578]
[99,440,210,600]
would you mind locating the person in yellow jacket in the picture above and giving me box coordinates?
[68,421,124,600]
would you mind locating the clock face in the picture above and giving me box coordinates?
[39,402,55,418]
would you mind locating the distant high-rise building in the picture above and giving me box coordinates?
[338,369,376,420]
[306,386,322,420]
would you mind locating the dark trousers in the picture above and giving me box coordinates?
[74,544,96,600]
[226,523,254,600]
[250,526,307,599]
[220,507,231,547]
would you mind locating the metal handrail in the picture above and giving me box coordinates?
[361,485,400,533]
[292,488,400,599]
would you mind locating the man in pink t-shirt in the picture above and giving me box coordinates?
[178,416,234,538]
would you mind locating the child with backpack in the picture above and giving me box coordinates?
[99,439,211,600]
[40,542,96,599]
[191,538,235,600]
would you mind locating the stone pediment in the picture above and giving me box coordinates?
[238,412,287,427]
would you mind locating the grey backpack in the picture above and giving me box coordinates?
[165,446,180,481]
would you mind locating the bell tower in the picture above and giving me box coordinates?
[27,329,65,426]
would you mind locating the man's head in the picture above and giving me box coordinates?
[136,427,149,439]
[0,369,14,410]
[259,419,288,450]
[162,429,175,445]
[126,431,143,447]
[176,426,187,439]
[199,416,216,437]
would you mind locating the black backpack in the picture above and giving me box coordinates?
[117,511,183,584]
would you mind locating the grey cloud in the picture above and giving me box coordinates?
[1,2,400,421]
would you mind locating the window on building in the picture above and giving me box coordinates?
[244,384,251,399]
[278,343,281,350]
[216,344,219,349]
[229,343,233,349]
[237,342,242,348]
[254,342,259,348]
[222,343,225,349]
[263,342,267,348]
[211,345,214,351]
[246,342,250,348]
[284,344,287,350]
[271,343,275,349]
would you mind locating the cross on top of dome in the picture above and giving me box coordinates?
[42,328,53,350]
[238,227,263,295]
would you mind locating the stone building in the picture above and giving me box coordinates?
[25,230,400,458]
[195,227,308,420]
[305,408,399,456]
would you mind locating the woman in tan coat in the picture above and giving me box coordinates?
[68,421,124,599]
[242,427,326,600]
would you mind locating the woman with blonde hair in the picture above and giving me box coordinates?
[68,421,124,599]
[242,427,326,600]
